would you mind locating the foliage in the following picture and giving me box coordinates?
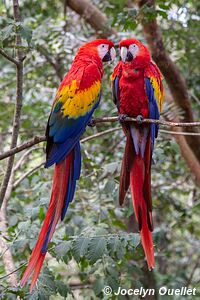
[0,0,200,299]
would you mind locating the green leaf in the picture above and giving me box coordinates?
[27,286,50,300]
[56,280,70,297]
[39,268,56,291]
[159,4,170,10]
[106,275,119,292]
[54,241,72,259]
[128,8,137,17]
[15,45,29,49]
[27,290,39,300]
[157,9,168,19]
[107,236,120,257]
[128,233,140,248]
[9,215,18,227]
[18,220,30,231]
[106,266,119,279]
[103,162,119,174]
[1,25,14,41]
[112,219,127,230]
[93,277,105,296]
[73,237,90,261]
[20,25,32,45]
[86,237,106,264]
[104,180,116,194]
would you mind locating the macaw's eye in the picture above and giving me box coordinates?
[128,44,139,58]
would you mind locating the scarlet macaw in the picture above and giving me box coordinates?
[21,39,116,292]
[111,39,164,269]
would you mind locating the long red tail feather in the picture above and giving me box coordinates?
[130,154,155,269]
[20,151,73,292]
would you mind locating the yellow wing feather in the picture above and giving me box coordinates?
[145,62,164,113]
[149,77,164,113]
[55,80,101,119]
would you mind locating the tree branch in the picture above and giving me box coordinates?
[67,0,117,38]
[13,161,44,189]
[91,117,200,127]
[0,0,24,207]
[172,127,200,185]
[1,118,200,161]
[0,49,19,66]
[13,147,43,172]
[160,129,200,136]
[0,136,45,161]
[81,126,121,143]
[0,263,26,281]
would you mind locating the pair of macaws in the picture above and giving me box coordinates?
[21,39,164,292]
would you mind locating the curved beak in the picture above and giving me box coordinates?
[102,46,116,62]
[120,47,127,62]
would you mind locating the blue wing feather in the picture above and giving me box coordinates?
[45,93,101,168]
[61,142,81,220]
[112,76,120,110]
[145,78,160,149]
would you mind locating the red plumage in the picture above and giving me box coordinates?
[20,39,115,292]
[21,152,72,292]
[112,38,163,270]
[121,124,154,270]
[130,143,154,269]
[118,63,149,118]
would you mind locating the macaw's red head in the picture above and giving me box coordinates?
[119,39,151,67]
[77,39,116,63]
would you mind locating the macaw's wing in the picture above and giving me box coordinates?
[111,62,122,111]
[112,75,120,111]
[145,62,164,148]
[45,63,102,168]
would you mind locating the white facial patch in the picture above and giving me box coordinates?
[97,44,109,60]
[110,47,116,61]
[128,44,139,58]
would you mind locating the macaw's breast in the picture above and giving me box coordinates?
[119,66,149,118]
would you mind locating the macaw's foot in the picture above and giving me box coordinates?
[136,115,144,124]
[87,119,96,127]
[118,114,128,123]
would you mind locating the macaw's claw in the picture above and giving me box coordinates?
[118,114,128,122]
[136,115,144,124]
[87,119,96,127]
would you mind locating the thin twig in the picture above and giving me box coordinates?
[0,0,25,208]
[0,49,19,66]
[70,283,92,290]
[186,255,200,287]
[190,91,200,106]
[0,263,26,280]
[81,126,121,143]
[0,136,45,162]
[13,146,43,171]
[160,129,200,136]
[13,161,44,189]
